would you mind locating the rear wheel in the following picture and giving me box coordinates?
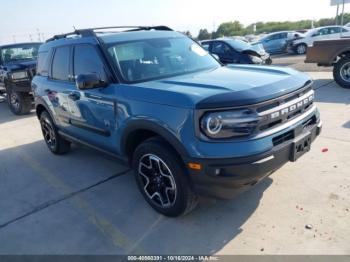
[6,88,32,115]
[295,43,307,55]
[132,137,198,216]
[333,56,350,89]
[40,111,71,154]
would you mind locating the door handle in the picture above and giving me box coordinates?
[68,92,80,101]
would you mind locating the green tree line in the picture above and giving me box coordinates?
[197,13,350,40]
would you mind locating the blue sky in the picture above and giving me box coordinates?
[0,0,346,44]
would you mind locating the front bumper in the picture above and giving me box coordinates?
[188,121,322,199]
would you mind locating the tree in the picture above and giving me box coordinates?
[182,31,193,38]
[197,29,211,40]
[215,21,244,37]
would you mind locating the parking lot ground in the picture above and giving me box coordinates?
[0,71,349,255]
[273,54,332,72]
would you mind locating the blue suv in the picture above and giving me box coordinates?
[32,26,322,216]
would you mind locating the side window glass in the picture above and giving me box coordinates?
[319,28,329,35]
[201,43,210,51]
[73,45,106,81]
[330,27,341,34]
[37,51,49,76]
[51,46,70,81]
[212,42,230,54]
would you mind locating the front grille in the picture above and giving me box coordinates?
[253,82,314,134]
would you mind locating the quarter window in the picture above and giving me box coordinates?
[37,51,49,76]
[73,45,106,81]
[51,46,70,81]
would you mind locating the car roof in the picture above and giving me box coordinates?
[314,25,344,29]
[99,30,184,44]
[0,42,42,48]
[39,30,185,52]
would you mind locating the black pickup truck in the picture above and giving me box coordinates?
[0,42,41,114]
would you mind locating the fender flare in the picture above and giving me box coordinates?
[120,119,190,161]
[35,98,58,125]
[331,47,350,64]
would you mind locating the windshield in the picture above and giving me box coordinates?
[107,37,220,83]
[225,39,252,51]
[1,44,40,63]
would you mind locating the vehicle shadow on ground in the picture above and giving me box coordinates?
[0,102,35,125]
[313,79,350,105]
[0,139,272,254]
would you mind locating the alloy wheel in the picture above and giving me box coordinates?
[10,92,20,110]
[40,118,56,149]
[340,62,350,83]
[138,154,177,208]
[297,44,306,54]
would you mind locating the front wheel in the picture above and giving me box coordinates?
[40,111,71,154]
[333,56,350,89]
[6,88,32,115]
[295,43,307,55]
[265,57,273,65]
[132,137,198,216]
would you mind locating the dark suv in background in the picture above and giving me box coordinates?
[0,42,41,114]
[32,26,321,216]
[201,39,272,65]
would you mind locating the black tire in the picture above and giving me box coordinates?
[39,111,71,154]
[132,137,198,217]
[265,57,273,65]
[295,43,307,55]
[6,88,32,115]
[333,56,350,89]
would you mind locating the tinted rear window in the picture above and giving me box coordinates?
[51,46,70,81]
[37,51,49,76]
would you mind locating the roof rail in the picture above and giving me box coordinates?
[46,26,173,42]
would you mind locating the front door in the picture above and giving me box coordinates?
[67,44,118,153]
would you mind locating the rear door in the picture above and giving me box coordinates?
[47,45,75,128]
[327,27,342,39]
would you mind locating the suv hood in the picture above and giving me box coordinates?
[3,60,37,71]
[124,65,311,109]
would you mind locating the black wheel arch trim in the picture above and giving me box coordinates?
[35,98,58,125]
[120,119,190,161]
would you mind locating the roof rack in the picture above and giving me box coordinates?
[46,26,173,42]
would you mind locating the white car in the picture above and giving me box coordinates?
[291,26,350,54]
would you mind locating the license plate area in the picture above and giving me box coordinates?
[290,132,312,162]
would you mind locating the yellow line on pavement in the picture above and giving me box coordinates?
[19,150,146,254]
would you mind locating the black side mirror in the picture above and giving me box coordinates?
[75,73,106,90]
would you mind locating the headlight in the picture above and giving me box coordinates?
[11,71,28,80]
[200,109,261,139]
[249,55,263,64]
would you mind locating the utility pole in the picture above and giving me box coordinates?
[341,0,345,26]
[29,34,33,42]
[12,35,16,43]
[36,28,41,42]
[336,3,340,24]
